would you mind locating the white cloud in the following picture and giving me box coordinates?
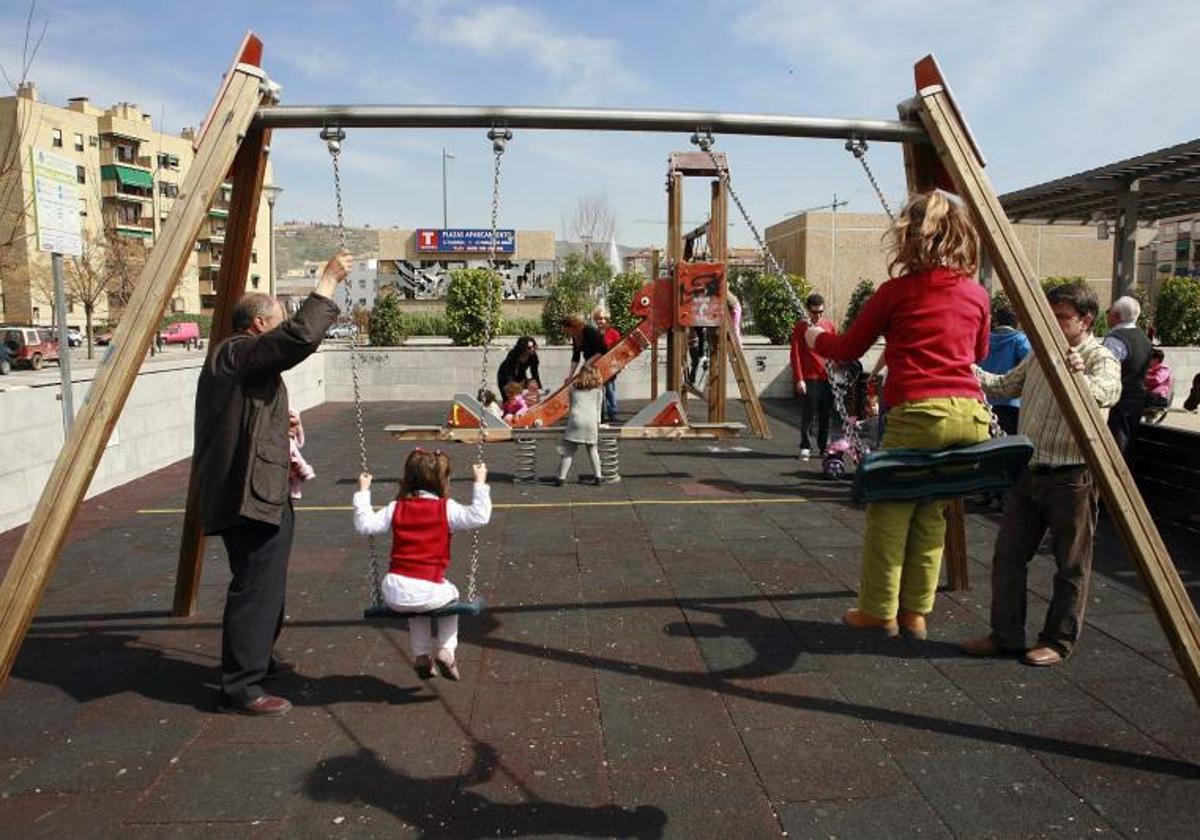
[397,0,641,103]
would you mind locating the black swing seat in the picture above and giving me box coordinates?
[363,599,486,620]
[851,436,1035,504]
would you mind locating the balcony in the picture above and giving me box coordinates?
[99,147,152,171]
[101,181,153,204]
[198,250,223,270]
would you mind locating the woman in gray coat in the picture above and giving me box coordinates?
[554,364,604,486]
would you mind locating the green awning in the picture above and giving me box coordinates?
[208,208,229,218]
[115,226,153,239]
[100,164,154,189]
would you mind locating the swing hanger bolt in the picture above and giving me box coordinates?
[845,136,868,159]
[487,126,513,154]
[320,125,347,155]
[690,128,715,152]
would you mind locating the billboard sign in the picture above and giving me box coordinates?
[416,228,515,254]
[31,148,83,256]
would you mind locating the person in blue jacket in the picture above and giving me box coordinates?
[981,305,1031,435]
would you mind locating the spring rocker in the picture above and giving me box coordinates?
[0,34,1196,712]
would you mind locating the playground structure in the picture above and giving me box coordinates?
[0,34,1197,711]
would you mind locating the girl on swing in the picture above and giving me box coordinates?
[353,449,491,680]
[800,190,991,640]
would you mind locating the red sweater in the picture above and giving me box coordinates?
[602,326,620,349]
[811,267,989,407]
[389,497,451,583]
[790,317,837,382]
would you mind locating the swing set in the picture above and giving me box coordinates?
[0,34,1197,710]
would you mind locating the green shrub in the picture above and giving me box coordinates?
[541,253,606,343]
[501,315,543,338]
[397,311,449,336]
[841,280,875,332]
[445,268,503,346]
[160,312,213,338]
[1153,276,1200,346]
[368,293,406,346]
[607,270,647,335]
[745,273,810,344]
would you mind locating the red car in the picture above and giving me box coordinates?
[0,326,60,370]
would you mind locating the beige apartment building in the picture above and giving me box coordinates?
[764,210,1114,323]
[0,82,273,327]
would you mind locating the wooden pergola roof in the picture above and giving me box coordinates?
[999,137,1200,225]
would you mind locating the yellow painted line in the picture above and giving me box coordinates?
[136,497,809,515]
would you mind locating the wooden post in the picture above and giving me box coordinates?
[0,59,267,689]
[650,247,660,399]
[707,180,728,422]
[173,124,272,616]
[666,173,685,397]
[943,499,969,590]
[913,57,1200,704]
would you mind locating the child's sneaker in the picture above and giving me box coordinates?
[414,655,434,680]
[434,651,460,681]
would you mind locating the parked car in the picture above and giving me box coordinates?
[325,324,358,339]
[0,326,60,370]
[161,321,202,349]
[94,331,113,347]
[66,326,83,347]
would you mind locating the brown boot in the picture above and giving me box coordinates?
[898,610,927,641]
[842,608,899,637]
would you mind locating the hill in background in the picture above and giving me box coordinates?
[275,224,380,274]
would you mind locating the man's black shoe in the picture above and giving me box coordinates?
[221,694,292,716]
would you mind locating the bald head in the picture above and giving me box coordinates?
[233,292,284,334]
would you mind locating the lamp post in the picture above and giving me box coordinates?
[263,184,282,298]
[441,147,454,229]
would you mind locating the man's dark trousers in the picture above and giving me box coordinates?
[220,501,294,704]
[799,378,834,452]
[990,466,1097,655]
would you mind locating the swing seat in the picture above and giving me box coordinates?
[851,436,1035,504]
[363,599,487,620]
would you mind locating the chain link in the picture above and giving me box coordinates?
[323,127,383,609]
[845,138,895,223]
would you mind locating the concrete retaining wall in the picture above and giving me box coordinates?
[0,354,326,534]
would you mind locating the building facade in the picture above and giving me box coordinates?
[0,82,273,328]
[765,210,1114,323]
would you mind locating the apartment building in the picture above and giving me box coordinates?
[0,82,273,327]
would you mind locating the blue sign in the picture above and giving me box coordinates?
[415,228,516,254]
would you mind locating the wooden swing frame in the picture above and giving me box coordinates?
[0,36,1196,714]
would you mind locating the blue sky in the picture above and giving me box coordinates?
[5,0,1199,247]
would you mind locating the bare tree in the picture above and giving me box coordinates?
[0,1,48,251]
[565,192,617,250]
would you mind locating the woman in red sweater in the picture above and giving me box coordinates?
[354,450,492,680]
[801,191,991,639]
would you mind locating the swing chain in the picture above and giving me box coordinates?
[323,127,383,609]
[845,137,894,223]
[464,127,512,604]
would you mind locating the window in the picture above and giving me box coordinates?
[73,132,84,152]
[116,144,135,163]
[117,203,140,224]
[251,275,260,289]
[251,250,258,264]
[157,152,170,169]
[168,154,179,169]
[158,181,178,198]
[88,135,98,147]
[79,198,87,217]
[52,128,63,147]
[76,165,86,184]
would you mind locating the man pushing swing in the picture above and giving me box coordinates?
[194,251,352,715]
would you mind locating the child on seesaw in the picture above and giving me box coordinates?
[353,449,491,680]
[554,363,605,486]
[801,190,991,641]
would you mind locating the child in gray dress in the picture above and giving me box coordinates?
[555,364,604,486]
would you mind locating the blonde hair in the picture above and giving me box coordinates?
[887,191,978,278]
[574,364,603,390]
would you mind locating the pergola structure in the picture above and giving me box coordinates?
[1,35,1198,711]
[999,137,1200,297]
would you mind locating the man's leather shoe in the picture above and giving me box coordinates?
[1023,645,1064,667]
[265,659,297,679]
[842,608,899,637]
[960,635,1012,657]
[223,694,292,716]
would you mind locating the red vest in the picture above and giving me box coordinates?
[389,497,451,583]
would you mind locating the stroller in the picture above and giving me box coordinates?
[821,363,881,480]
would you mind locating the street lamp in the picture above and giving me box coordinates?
[263,184,282,297]
[442,147,454,229]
